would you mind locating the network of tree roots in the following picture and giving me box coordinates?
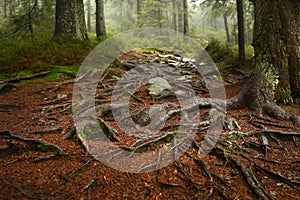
[0,50,299,199]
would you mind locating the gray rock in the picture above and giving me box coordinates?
[147,77,172,97]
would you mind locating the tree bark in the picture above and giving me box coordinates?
[95,0,106,38]
[136,0,143,27]
[54,0,88,40]
[172,0,177,31]
[236,0,246,64]
[223,13,231,44]
[228,0,300,126]
[183,0,188,35]
[87,0,92,32]
[3,0,7,18]
[157,0,162,29]
[177,0,183,33]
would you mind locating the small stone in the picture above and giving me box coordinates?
[147,77,172,97]
[57,94,68,100]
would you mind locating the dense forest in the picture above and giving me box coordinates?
[0,0,300,199]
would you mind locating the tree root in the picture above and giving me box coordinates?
[227,75,300,128]
[254,162,300,187]
[0,130,64,153]
[227,155,272,200]
[0,71,50,85]
[63,159,93,179]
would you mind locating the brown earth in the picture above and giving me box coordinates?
[0,51,300,200]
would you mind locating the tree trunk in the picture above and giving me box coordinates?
[95,0,106,38]
[136,0,143,27]
[236,0,245,64]
[183,0,188,35]
[157,0,162,29]
[3,0,7,18]
[87,0,92,32]
[172,0,177,31]
[177,0,183,33]
[54,0,88,40]
[223,13,231,44]
[26,0,37,34]
[228,0,300,126]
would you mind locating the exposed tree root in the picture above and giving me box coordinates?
[0,83,17,93]
[32,127,63,135]
[31,155,58,163]
[63,159,93,179]
[81,169,98,193]
[227,75,300,127]
[227,155,272,200]
[254,162,300,187]
[0,71,50,85]
[0,130,64,153]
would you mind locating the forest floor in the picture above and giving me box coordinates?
[0,50,300,200]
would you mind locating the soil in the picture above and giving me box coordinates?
[0,51,300,200]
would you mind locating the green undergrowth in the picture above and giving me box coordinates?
[0,34,107,83]
[205,38,254,69]
[0,64,81,83]
[0,34,101,76]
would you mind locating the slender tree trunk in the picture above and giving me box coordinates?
[172,0,177,31]
[136,0,143,27]
[9,0,13,16]
[87,0,92,32]
[27,0,34,34]
[236,0,246,64]
[95,0,106,38]
[183,0,188,35]
[54,0,88,40]
[177,0,183,33]
[157,0,162,29]
[3,0,7,18]
[120,0,123,31]
[223,13,231,44]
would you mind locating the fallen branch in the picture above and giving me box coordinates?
[0,71,50,84]
[0,130,64,153]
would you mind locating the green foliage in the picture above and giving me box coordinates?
[205,38,254,68]
[277,88,293,105]
[36,144,52,153]
[205,38,236,66]
[0,34,99,74]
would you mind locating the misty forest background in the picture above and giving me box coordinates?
[0,0,254,86]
